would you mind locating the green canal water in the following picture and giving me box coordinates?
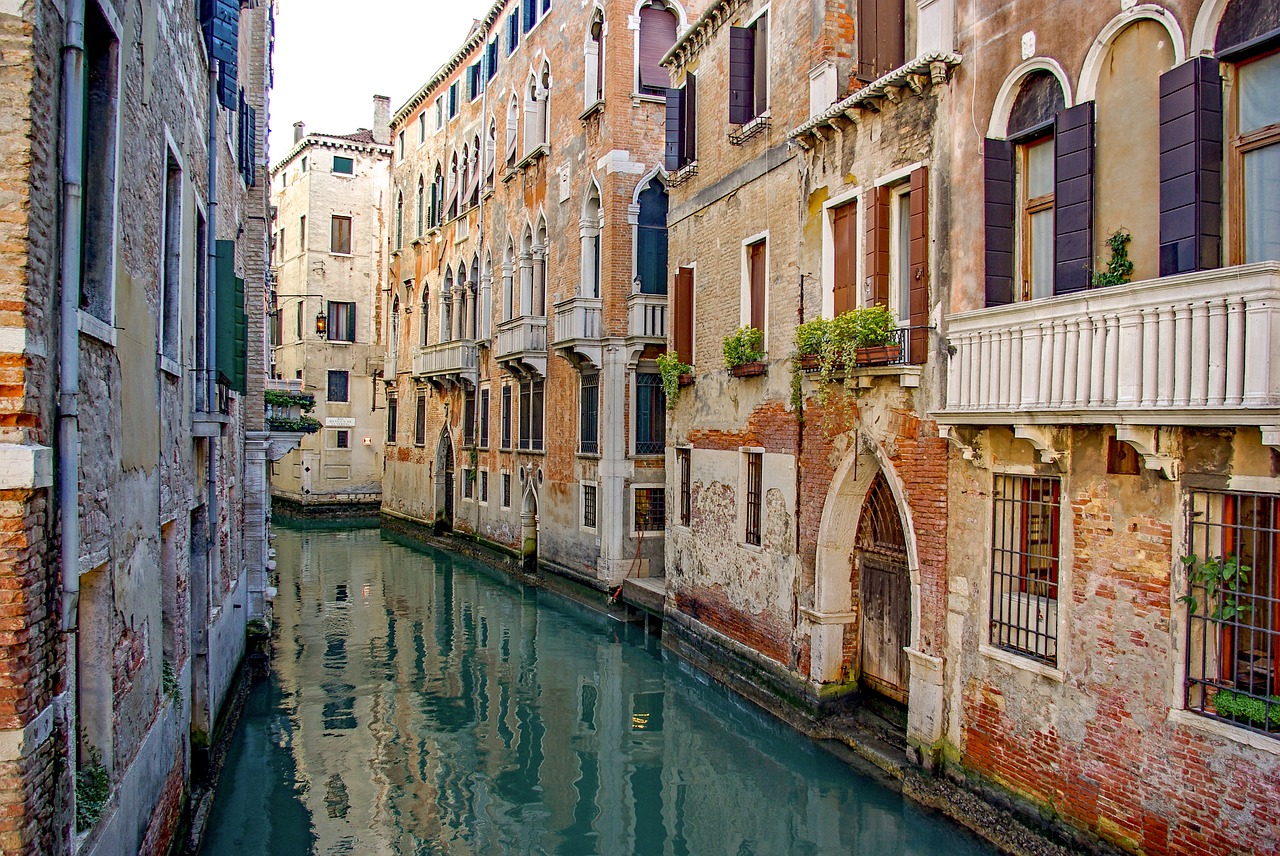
[199,525,995,855]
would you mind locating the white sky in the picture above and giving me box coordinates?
[268,0,487,163]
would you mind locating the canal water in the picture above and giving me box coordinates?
[200,525,995,856]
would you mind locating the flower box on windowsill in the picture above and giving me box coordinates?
[799,354,821,372]
[677,373,694,387]
[730,361,767,378]
[856,344,903,367]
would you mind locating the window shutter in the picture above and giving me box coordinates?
[748,241,766,330]
[664,87,684,172]
[1159,56,1222,276]
[683,73,698,165]
[506,111,518,163]
[674,266,694,363]
[908,166,929,364]
[639,6,677,92]
[247,106,257,186]
[1053,102,1095,294]
[214,240,246,394]
[584,41,600,110]
[865,185,890,307]
[728,26,756,125]
[202,0,239,108]
[984,138,1016,306]
[831,201,856,315]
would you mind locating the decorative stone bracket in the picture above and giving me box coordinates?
[939,425,987,467]
[1115,425,1179,480]
[1013,424,1065,466]
[1262,425,1280,452]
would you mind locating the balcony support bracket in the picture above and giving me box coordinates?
[1115,425,1180,480]
[1262,425,1280,452]
[939,425,987,468]
[1013,425,1065,467]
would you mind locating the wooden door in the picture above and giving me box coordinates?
[857,474,911,703]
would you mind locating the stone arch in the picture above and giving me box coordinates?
[519,467,540,572]
[434,428,455,530]
[987,57,1074,139]
[1077,5,1186,102]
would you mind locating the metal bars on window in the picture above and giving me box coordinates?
[635,488,665,531]
[1185,491,1280,738]
[583,484,597,529]
[678,447,691,526]
[580,373,599,454]
[745,451,762,546]
[989,474,1061,666]
[635,372,665,455]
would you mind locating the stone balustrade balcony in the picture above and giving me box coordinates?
[627,292,667,344]
[495,315,548,376]
[939,263,1280,442]
[413,339,479,387]
[551,296,603,368]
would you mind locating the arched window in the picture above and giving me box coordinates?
[390,296,401,352]
[440,266,454,342]
[534,218,549,315]
[486,120,497,187]
[582,183,603,298]
[460,143,471,210]
[420,281,430,347]
[520,227,535,317]
[585,10,605,109]
[636,179,668,294]
[430,162,443,228]
[503,237,516,321]
[638,1,678,97]
[540,63,552,144]
[395,190,404,248]
[416,175,425,237]
[524,76,541,154]
[481,251,493,339]
[447,151,459,220]
[506,95,520,166]
[469,256,481,340]
[468,135,481,207]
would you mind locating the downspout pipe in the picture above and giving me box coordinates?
[204,59,220,656]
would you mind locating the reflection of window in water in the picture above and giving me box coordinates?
[579,684,597,731]
[335,583,348,602]
[631,692,664,732]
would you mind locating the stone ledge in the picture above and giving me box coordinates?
[0,442,53,490]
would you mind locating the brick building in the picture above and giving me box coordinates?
[0,0,276,852]
[380,0,699,586]
[934,0,1280,852]
[269,105,392,513]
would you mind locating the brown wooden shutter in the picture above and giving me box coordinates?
[1054,102,1095,294]
[865,185,890,307]
[639,6,677,92]
[664,87,684,172]
[857,0,905,81]
[748,241,766,330]
[908,166,929,364]
[1160,56,1222,276]
[831,201,857,314]
[984,138,1016,306]
[728,26,755,125]
[674,266,694,363]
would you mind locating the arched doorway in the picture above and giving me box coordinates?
[520,474,538,573]
[856,473,911,703]
[435,430,454,531]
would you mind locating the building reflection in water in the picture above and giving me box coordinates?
[201,526,992,856]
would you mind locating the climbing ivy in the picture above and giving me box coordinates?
[1092,229,1134,288]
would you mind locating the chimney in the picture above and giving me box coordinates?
[293,121,305,144]
[373,95,391,146]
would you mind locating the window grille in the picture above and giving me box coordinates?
[678,447,692,526]
[635,488,665,531]
[580,373,599,454]
[635,372,665,455]
[414,391,426,446]
[462,468,474,499]
[1185,491,1280,738]
[480,471,489,503]
[501,386,512,448]
[502,473,511,508]
[463,388,477,446]
[583,484,597,528]
[327,370,349,402]
[386,396,397,444]
[989,475,1061,666]
[745,451,762,546]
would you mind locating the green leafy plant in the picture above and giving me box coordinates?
[657,352,692,410]
[1212,688,1280,729]
[468,446,479,481]
[161,660,179,702]
[266,415,322,434]
[794,317,830,357]
[1178,554,1253,621]
[264,390,317,411]
[723,326,765,369]
[1092,228,1134,288]
[75,747,109,832]
[849,303,897,348]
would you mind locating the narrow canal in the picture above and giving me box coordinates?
[199,525,995,855]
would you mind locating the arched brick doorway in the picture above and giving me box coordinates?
[855,472,912,703]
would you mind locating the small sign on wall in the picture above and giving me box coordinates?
[325,417,356,428]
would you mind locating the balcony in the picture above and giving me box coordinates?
[939,263,1280,436]
[413,339,479,388]
[627,292,667,345]
[384,351,398,380]
[193,368,230,437]
[495,315,548,376]
[552,296,603,369]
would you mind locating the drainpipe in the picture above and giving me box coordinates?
[57,0,86,844]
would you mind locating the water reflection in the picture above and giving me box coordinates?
[201,526,993,856]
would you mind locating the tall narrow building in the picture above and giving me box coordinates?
[269,101,393,514]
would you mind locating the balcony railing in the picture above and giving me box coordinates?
[495,315,548,375]
[413,339,479,384]
[940,263,1280,424]
[265,377,303,394]
[627,292,667,341]
[193,368,230,437]
[552,296,603,368]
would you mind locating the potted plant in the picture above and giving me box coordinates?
[724,326,766,377]
[850,303,901,366]
[1209,688,1280,731]
[657,352,693,409]
[1178,553,1253,622]
[795,317,829,372]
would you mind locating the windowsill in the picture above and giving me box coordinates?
[577,451,601,460]
[1167,708,1280,756]
[513,145,549,171]
[515,447,546,456]
[158,355,182,378]
[631,92,667,104]
[631,453,664,460]
[978,643,1065,682]
[330,252,354,258]
[579,100,605,121]
[740,541,764,554]
[332,173,355,179]
[632,528,665,539]
[78,311,116,347]
[668,161,699,187]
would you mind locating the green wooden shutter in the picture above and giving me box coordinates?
[215,240,247,393]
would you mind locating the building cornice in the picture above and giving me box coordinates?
[662,0,750,73]
[391,2,508,129]
[271,135,392,176]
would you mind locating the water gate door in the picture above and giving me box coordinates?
[856,473,911,703]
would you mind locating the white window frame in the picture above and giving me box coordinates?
[820,187,862,319]
[887,181,912,323]
[744,4,771,119]
[158,129,186,376]
[580,480,599,531]
[629,0,689,100]
[737,446,765,550]
[630,482,667,537]
[739,230,770,349]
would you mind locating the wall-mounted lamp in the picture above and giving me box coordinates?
[315,309,327,338]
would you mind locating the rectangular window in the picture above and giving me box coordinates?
[463,387,477,446]
[635,488,666,532]
[583,483,597,529]
[728,14,768,125]
[301,156,308,172]
[487,39,499,82]
[1019,136,1055,301]
[665,75,698,172]
[1184,491,1280,737]
[501,385,512,448]
[414,390,426,445]
[334,429,350,449]
[989,475,1062,666]
[387,395,398,444]
[300,215,307,251]
[678,447,692,526]
[434,96,444,130]
[160,154,182,361]
[462,468,474,499]
[518,378,544,451]
[480,470,489,503]
[331,215,352,254]
[448,81,459,118]
[397,132,405,160]
[747,238,766,332]
[580,373,599,454]
[327,301,356,342]
[82,0,120,325]
[333,155,354,175]
[831,200,857,314]
[889,186,912,324]
[502,472,512,508]
[468,62,483,100]
[479,388,490,448]
[522,0,535,33]
[506,11,520,55]
[327,369,349,402]
[634,372,665,455]
[745,451,763,546]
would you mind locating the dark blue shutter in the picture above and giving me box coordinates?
[683,73,697,165]
[201,0,239,109]
[1159,56,1222,276]
[522,0,535,33]
[984,138,1016,306]
[1054,102,1095,294]
[728,27,755,125]
[664,87,683,172]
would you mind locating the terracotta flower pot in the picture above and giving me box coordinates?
[799,353,821,372]
[730,361,767,378]
[855,344,903,366]
[677,373,694,387]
